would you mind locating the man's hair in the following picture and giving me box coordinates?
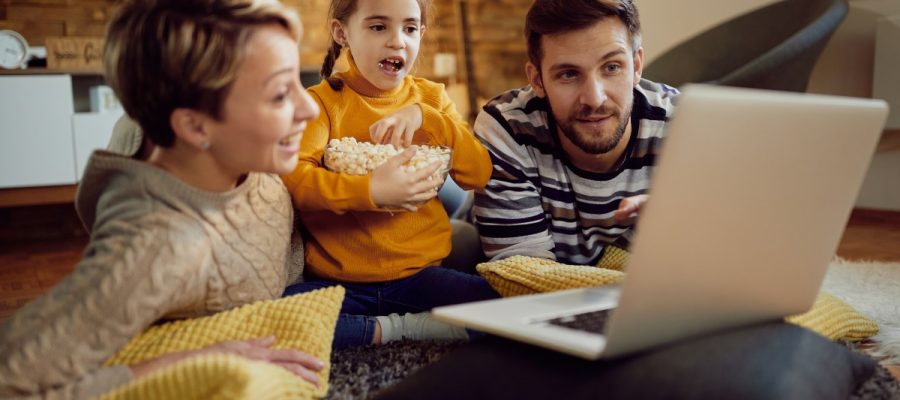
[104,0,301,147]
[525,0,641,69]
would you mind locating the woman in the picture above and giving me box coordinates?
[0,0,322,398]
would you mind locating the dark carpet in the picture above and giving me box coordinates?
[326,340,900,399]
[327,339,463,399]
[852,364,900,400]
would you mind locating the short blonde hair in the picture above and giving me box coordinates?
[104,0,302,147]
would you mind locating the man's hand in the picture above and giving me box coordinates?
[614,194,648,222]
[370,146,443,211]
[370,104,423,149]
[129,336,324,387]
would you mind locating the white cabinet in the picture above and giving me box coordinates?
[72,111,122,180]
[0,74,120,189]
[0,75,76,188]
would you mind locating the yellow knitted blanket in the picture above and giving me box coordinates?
[477,254,878,341]
[102,286,344,399]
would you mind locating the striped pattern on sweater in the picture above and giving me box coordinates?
[473,80,678,265]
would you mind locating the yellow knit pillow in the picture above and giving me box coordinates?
[785,292,879,341]
[104,286,344,399]
[100,354,315,400]
[596,245,630,271]
[478,255,879,342]
[476,255,625,297]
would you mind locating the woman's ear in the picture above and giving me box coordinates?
[170,108,211,151]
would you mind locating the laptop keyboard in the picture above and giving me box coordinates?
[541,309,611,334]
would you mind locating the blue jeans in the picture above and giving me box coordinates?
[283,266,500,349]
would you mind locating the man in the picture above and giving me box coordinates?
[473,0,678,265]
[374,2,878,399]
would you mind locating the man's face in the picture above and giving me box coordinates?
[527,18,643,156]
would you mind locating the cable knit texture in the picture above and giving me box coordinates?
[280,53,492,282]
[0,118,304,399]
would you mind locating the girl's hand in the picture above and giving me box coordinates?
[370,104,423,149]
[370,146,443,211]
[129,336,324,387]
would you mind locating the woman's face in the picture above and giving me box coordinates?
[205,24,319,176]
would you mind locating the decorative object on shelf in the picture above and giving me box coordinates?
[89,85,122,114]
[26,46,48,68]
[0,30,30,70]
[46,36,105,71]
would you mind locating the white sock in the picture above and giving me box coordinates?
[375,312,469,343]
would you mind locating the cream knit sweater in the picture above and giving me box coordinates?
[0,119,304,399]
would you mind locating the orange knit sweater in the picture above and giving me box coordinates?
[281,58,491,282]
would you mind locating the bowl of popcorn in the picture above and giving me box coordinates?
[324,137,451,180]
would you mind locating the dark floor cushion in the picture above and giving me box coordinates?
[375,322,876,400]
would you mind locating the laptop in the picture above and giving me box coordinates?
[433,84,889,360]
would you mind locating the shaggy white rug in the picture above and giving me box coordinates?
[822,259,900,363]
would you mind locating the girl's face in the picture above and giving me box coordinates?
[338,0,424,90]
[205,24,319,176]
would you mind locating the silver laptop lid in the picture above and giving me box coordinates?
[602,84,888,358]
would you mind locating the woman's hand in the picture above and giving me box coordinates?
[370,104,423,149]
[370,146,443,212]
[614,194,649,222]
[129,336,324,387]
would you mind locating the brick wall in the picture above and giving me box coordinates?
[464,0,530,101]
[0,0,114,46]
[0,0,532,108]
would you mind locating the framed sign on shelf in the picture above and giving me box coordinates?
[45,37,104,72]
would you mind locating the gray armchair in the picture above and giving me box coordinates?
[643,0,849,92]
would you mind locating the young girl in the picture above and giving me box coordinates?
[281,0,498,347]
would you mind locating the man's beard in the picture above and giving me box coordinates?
[556,102,631,155]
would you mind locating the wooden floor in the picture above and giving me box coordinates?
[835,208,900,262]
[1,204,899,379]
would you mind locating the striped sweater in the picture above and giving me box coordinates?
[473,79,678,265]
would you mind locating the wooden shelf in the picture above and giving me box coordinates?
[0,68,102,76]
[0,185,78,208]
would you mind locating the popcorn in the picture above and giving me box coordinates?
[324,137,451,178]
